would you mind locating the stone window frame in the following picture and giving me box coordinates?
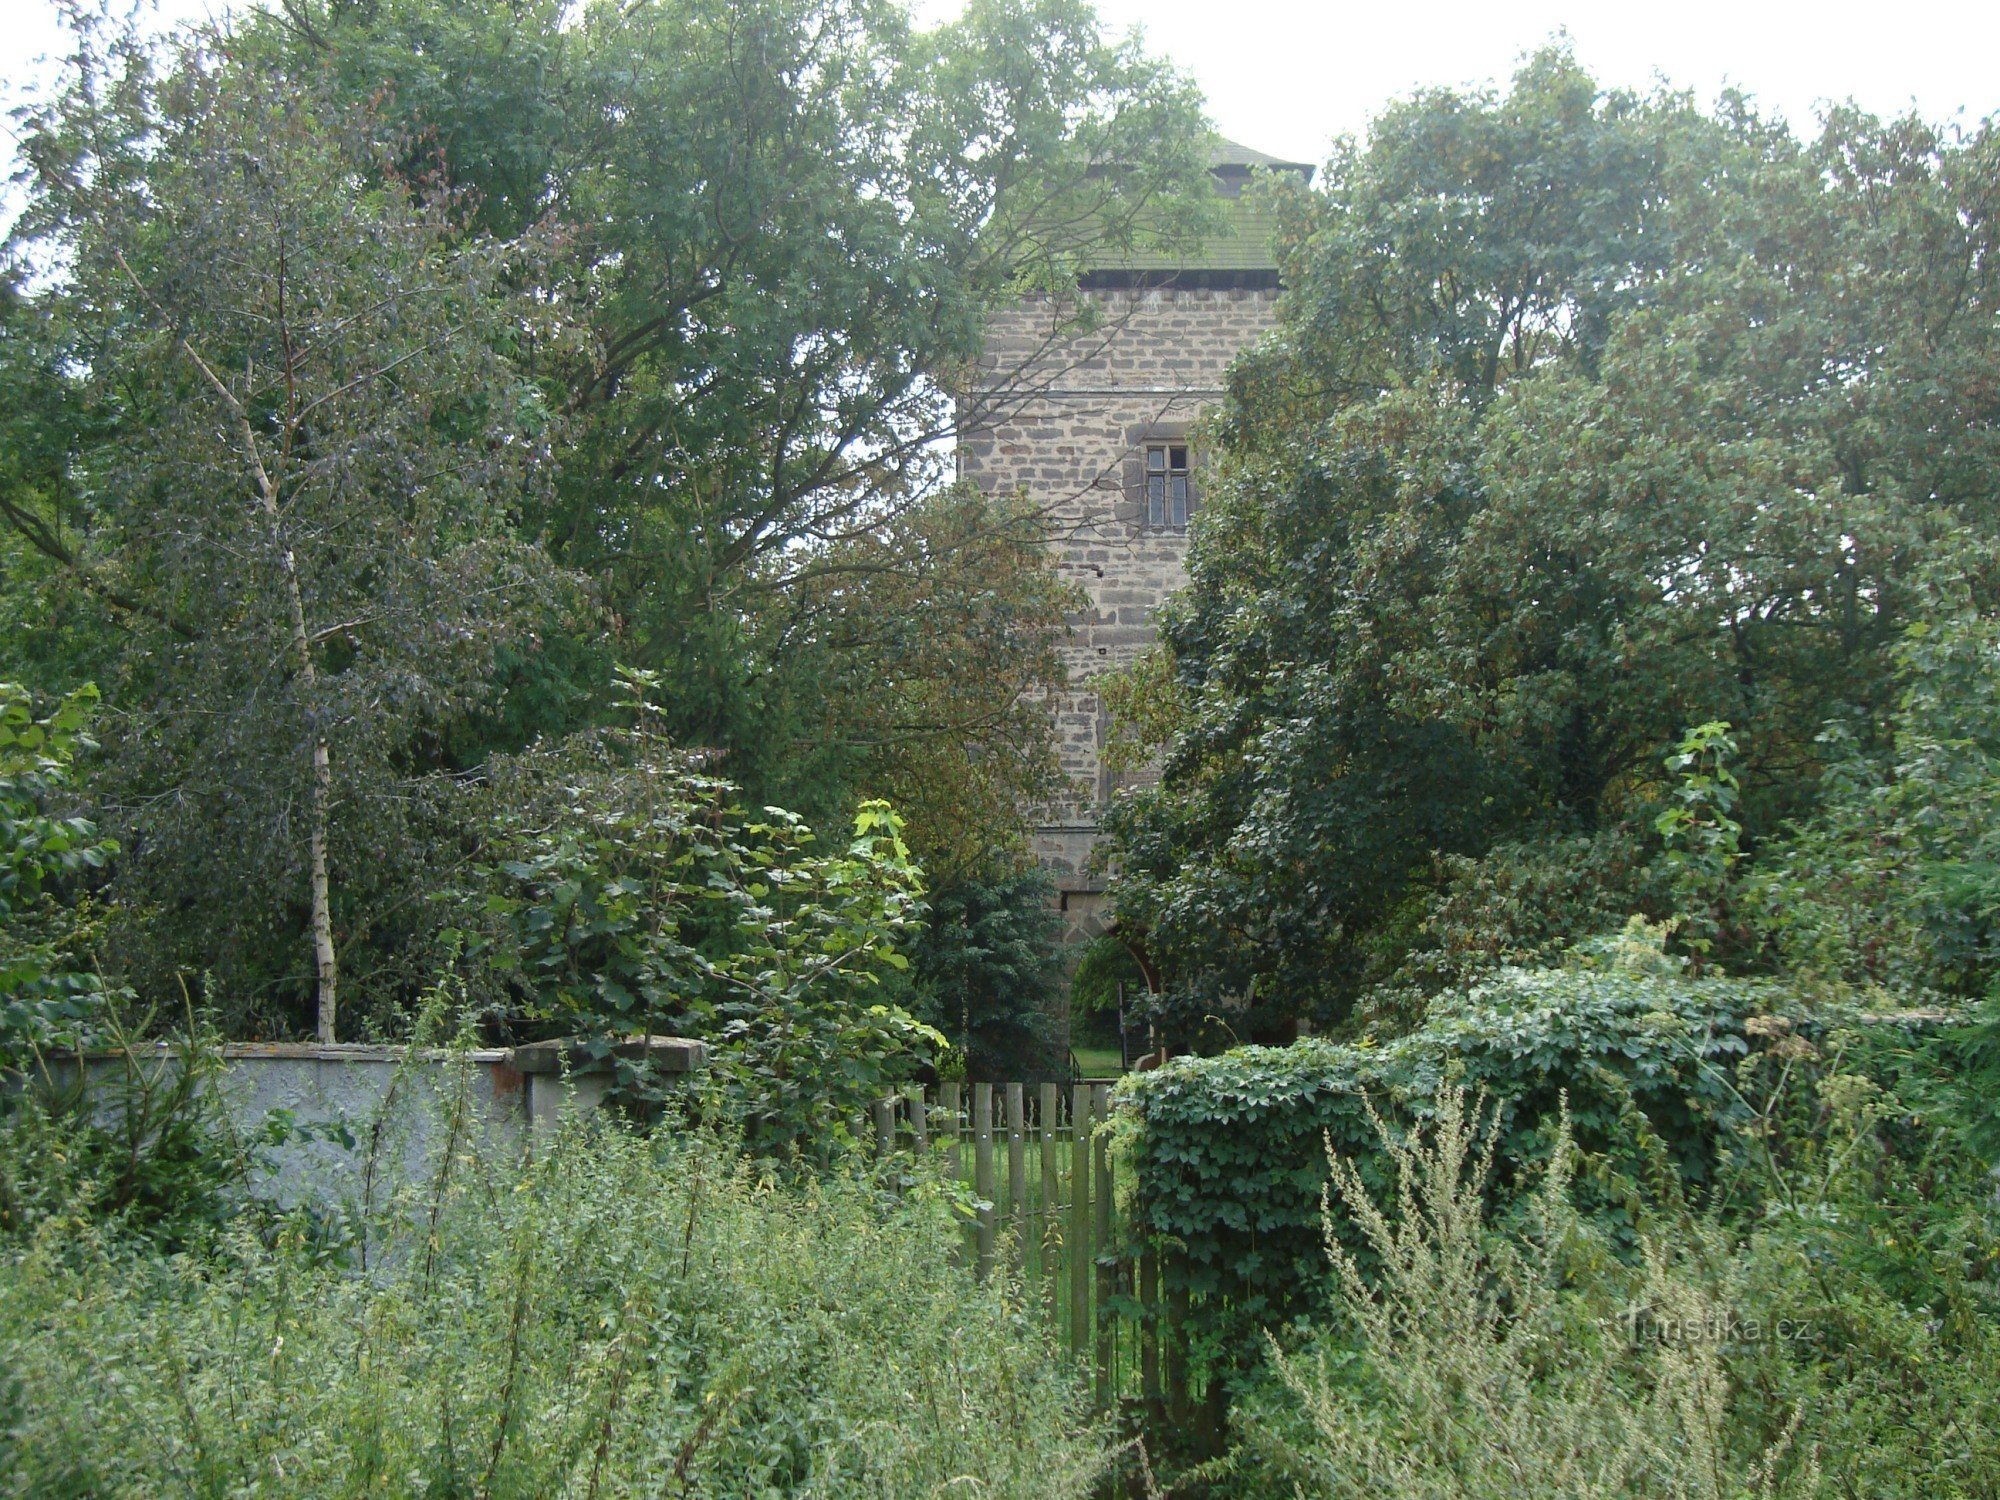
[1118,421,1199,531]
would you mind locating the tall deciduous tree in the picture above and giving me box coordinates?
[769,486,1079,879]
[3,0,1213,1033]
[1106,51,2000,1034]
[250,0,1211,835]
[10,36,570,1037]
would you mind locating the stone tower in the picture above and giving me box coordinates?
[959,141,1311,943]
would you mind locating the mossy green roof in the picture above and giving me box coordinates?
[1090,139,1313,275]
[1207,140,1314,172]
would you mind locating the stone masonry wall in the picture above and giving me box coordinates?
[960,286,1278,941]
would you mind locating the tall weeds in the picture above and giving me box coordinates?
[0,1094,1105,1497]
[1232,1086,1817,1499]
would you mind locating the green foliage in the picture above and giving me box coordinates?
[0,0,1208,1028]
[0,279,125,696]
[467,677,938,1161]
[1657,721,1744,960]
[897,862,1068,1080]
[1370,830,1668,1021]
[0,681,118,1062]
[1106,48,2000,1025]
[1743,605,2000,997]
[0,1117,1108,1497]
[1224,1023,2000,1500]
[1225,1089,1817,1499]
[1070,930,1152,1018]
[774,486,1082,880]
[9,30,576,1035]
[1728,1011,2000,1335]
[235,0,1204,863]
[1940,993,2000,1166]
[1116,961,1794,1367]
[0,1011,263,1251]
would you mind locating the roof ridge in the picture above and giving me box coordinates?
[1208,137,1314,173]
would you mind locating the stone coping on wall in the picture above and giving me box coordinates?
[59,1036,709,1074]
[62,1041,512,1064]
[507,1035,706,1074]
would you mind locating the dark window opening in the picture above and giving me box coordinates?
[1146,443,1191,528]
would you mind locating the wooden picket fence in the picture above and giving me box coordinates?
[868,1080,1200,1423]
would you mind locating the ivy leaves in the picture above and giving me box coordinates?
[1119,964,1789,1360]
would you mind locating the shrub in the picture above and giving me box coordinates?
[1374,825,1669,1017]
[1223,1044,2000,1500]
[0,1014,260,1251]
[0,680,118,1068]
[1941,991,2000,1165]
[464,672,940,1162]
[1716,1015,2000,1500]
[0,1106,1106,1496]
[1116,961,1804,1369]
[1741,609,2000,997]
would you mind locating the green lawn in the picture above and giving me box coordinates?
[1071,1044,1126,1078]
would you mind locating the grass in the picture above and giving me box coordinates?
[1071,1044,1126,1077]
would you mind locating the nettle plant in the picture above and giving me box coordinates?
[469,672,939,1161]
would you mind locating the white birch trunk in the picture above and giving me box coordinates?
[126,251,342,1039]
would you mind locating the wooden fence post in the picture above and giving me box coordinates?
[1070,1083,1092,1362]
[1039,1081,1059,1322]
[973,1082,996,1280]
[1005,1083,1026,1269]
[940,1082,964,1266]
[940,1082,961,1172]
[1165,1263,1191,1427]
[1140,1248,1163,1425]
[1091,1081,1114,1407]
[905,1083,926,1151]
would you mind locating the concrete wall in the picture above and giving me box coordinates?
[961,286,1279,941]
[25,1040,699,1210]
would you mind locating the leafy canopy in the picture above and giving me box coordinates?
[246,0,1210,843]
[1106,51,2000,1030]
[2,0,1210,1033]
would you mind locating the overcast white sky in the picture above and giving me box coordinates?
[1043,0,2000,161]
[6,0,1999,179]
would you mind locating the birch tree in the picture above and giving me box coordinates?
[10,36,568,1038]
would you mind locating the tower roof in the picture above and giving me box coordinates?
[1086,136,1313,280]
[1208,139,1315,175]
